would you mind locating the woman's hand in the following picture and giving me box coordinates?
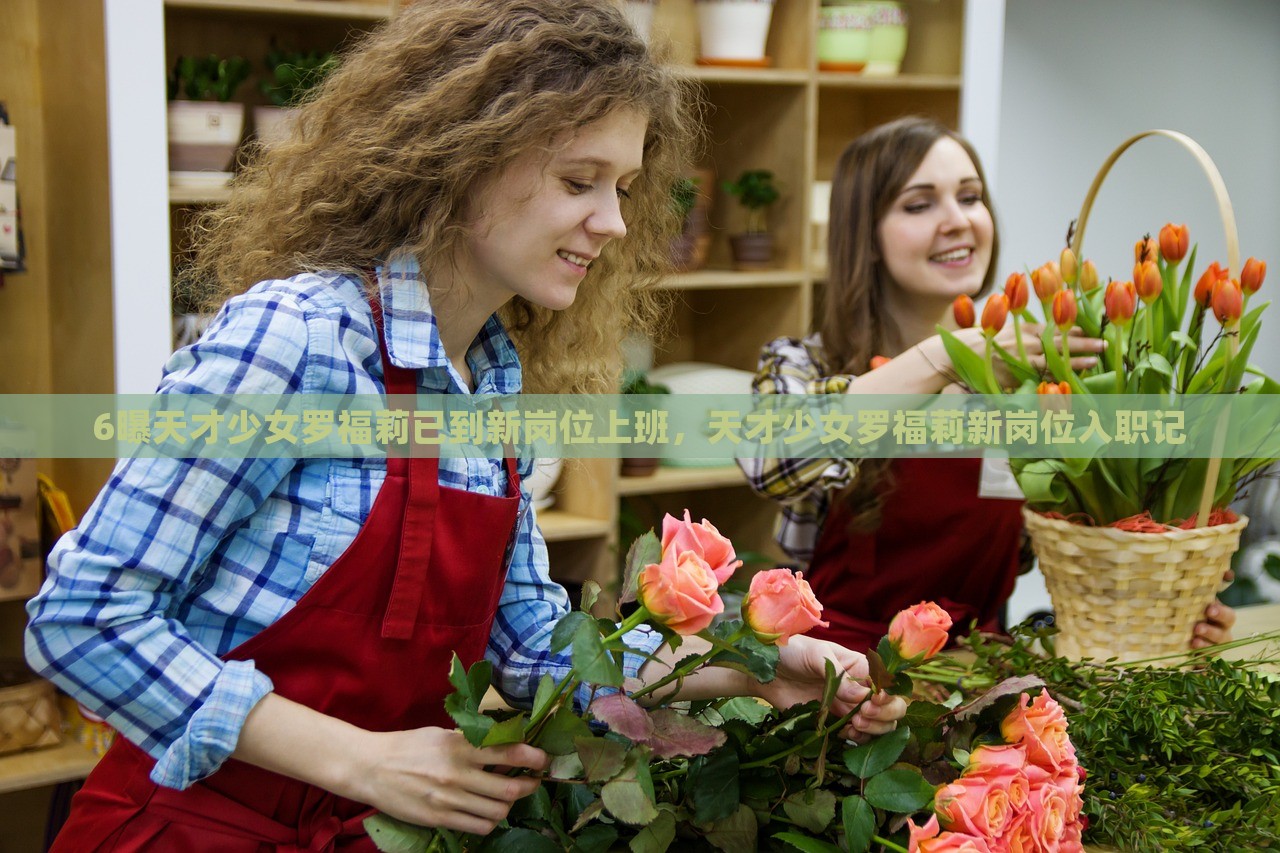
[1191,598,1236,649]
[753,635,907,741]
[354,727,549,835]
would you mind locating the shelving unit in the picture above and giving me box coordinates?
[0,741,100,796]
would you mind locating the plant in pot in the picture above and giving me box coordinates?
[722,169,779,271]
[255,46,339,148]
[937,130,1273,662]
[669,172,712,272]
[620,372,670,477]
[694,0,777,66]
[166,54,251,175]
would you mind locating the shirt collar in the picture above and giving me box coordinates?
[375,252,522,395]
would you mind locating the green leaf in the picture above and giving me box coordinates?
[782,788,836,833]
[842,725,910,779]
[531,674,558,722]
[552,611,591,654]
[902,701,948,729]
[621,530,661,604]
[628,806,676,853]
[572,619,624,687]
[771,832,843,853]
[549,751,584,780]
[477,827,561,853]
[863,767,937,813]
[705,803,758,853]
[601,748,659,825]
[580,580,601,613]
[841,795,875,853]
[575,735,628,782]
[481,712,528,747]
[507,785,554,824]
[938,328,997,394]
[690,746,741,824]
[362,814,437,852]
[647,707,727,758]
[712,696,771,726]
[1265,553,1280,582]
[571,824,618,853]
[533,706,592,755]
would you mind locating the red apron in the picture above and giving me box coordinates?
[52,301,521,852]
[806,457,1023,654]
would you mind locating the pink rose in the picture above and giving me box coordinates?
[1026,779,1070,852]
[661,510,742,583]
[741,569,829,645]
[1001,692,1075,772]
[918,831,994,853]
[887,601,953,660]
[935,777,1012,840]
[637,548,724,635]
[1061,818,1085,852]
[965,744,1030,813]
[907,814,940,853]
[1002,811,1036,853]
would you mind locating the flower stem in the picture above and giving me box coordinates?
[983,336,999,392]
[874,835,909,853]
[601,606,650,646]
[740,706,859,770]
[1013,313,1027,362]
[629,626,750,702]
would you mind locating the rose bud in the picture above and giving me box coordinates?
[953,294,976,328]
[1079,259,1099,292]
[1134,236,1158,264]
[1194,261,1229,306]
[661,509,742,583]
[1104,280,1137,326]
[1059,248,1079,286]
[1051,288,1077,330]
[741,568,829,645]
[1211,278,1243,327]
[980,293,1009,337]
[1159,223,1189,263]
[637,548,724,635]
[1135,260,1163,304]
[1030,263,1062,301]
[869,355,892,370]
[1004,273,1029,312]
[1241,257,1267,295]
[887,600,953,660]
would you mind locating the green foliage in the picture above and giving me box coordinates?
[260,45,339,107]
[167,54,251,102]
[722,169,780,233]
[671,176,699,221]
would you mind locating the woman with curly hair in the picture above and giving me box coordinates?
[739,116,1232,656]
[28,3,904,849]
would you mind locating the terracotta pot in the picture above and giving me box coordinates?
[729,232,774,270]
[620,457,661,477]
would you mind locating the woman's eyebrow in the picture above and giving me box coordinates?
[558,156,642,177]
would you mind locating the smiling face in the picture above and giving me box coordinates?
[458,108,648,315]
[876,136,994,311]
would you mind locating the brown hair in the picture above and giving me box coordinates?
[821,116,999,530]
[184,0,700,394]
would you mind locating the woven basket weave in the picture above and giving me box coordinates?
[0,660,62,756]
[1023,509,1244,662]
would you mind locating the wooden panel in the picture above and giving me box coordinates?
[661,284,804,371]
[900,0,964,77]
[814,87,960,181]
[165,0,393,21]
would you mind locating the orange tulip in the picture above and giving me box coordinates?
[1134,236,1158,265]
[1211,278,1243,327]
[1241,257,1267,295]
[1004,272,1029,312]
[1158,223,1189,263]
[1059,248,1079,286]
[1030,263,1062,301]
[1104,280,1137,326]
[1079,259,1099,292]
[1037,381,1071,395]
[869,355,892,370]
[952,294,976,328]
[1194,261,1229,306]
[1051,288,1077,330]
[981,293,1009,337]
[1135,260,1163,304]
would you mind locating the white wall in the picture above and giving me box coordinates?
[996,0,1280,623]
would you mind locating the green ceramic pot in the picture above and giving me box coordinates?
[865,1,908,76]
[816,3,874,72]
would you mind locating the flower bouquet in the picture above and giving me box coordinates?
[363,514,1084,852]
[937,129,1274,660]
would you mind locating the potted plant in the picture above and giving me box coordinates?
[620,373,670,476]
[669,170,712,272]
[938,130,1273,662]
[254,45,339,148]
[722,168,779,270]
[166,54,251,174]
[694,0,776,66]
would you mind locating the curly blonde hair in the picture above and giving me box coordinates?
[185,0,700,393]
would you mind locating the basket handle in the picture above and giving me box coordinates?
[1069,129,1240,528]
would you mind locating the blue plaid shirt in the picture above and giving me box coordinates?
[26,254,657,790]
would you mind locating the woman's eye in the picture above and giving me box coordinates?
[960,194,983,206]
[564,179,592,194]
[616,187,632,200]
[904,202,930,214]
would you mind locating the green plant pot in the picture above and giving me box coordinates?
[864,1,908,76]
[817,3,874,72]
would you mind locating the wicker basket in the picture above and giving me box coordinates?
[1024,509,1244,662]
[0,659,63,756]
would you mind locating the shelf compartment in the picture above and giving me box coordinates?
[169,181,232,206]
[662,270,807,290]
[537,510,611,542]
[164,0,392,21]
[816,73,961,91]
[0,740,100,795]
[617,465,747,496]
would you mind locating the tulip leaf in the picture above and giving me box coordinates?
[481,712,528,747]
[572,618,624,687]
[842,725,909,779]
[782,788,837,834]
[628,806,676,853]
[937,328,996,394]
[863,767,936,813]
[689,746,741,824]
[993,341,1039,385]
[841,795,875,853]
[704,803,758,853]
[771,832,843,853]
[621,531,661,604]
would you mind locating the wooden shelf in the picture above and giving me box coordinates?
[661,270,808,291]
[680,67,810,86]
[0,740,99,795]
[617,464,748,496]
[538,510,611,542]
[169,183,232,206]
[164,0,392,21]
[816,72,962,91]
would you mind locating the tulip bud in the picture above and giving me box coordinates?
[869,355,891,370]
[1241,257,1267,295]
[1051,288,1077,330]
[1030,263,1062,301]
[1059,248,1079,286]
[1194,261,1228,306]
[952,294,976,328]
[980,294,1009,337]
[1079,259,1099,292]
[1134,236,1158,265]
[1135,260,1162,304]
[1004,273,1029,312]
[1037,381,1071,395]
[1211,278,1243,327]
[1105,280,1137,326]
[1158,223,1189,263]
